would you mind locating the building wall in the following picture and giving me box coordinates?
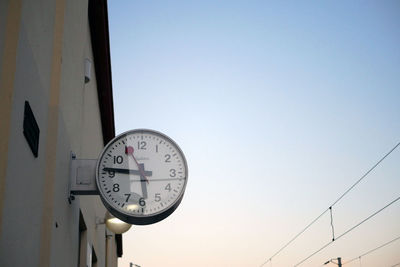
[0,0,118,266]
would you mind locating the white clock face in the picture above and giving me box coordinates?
[96,129,188,225]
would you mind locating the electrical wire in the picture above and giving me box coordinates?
[330,142,400,207]
[259,209,330,267]
[294,195,400,266]
[330,207,335,241]
[343,235,400,265]
[390,263,400,267]
[259,141,400,266]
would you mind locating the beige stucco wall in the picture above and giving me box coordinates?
[0,0,55,265]
[0,0,117,266]
[0,0,9,76]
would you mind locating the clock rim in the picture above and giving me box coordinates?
[95,128,188,225]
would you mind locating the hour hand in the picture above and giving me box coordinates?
[103,167,152,176]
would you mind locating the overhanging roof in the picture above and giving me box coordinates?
[88,0,115,145]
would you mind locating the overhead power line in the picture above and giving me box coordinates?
[259,141,400,267]
[293,195,400,266]
[259,209,330,267]
[330,141,400,207]
[343,235,400,265]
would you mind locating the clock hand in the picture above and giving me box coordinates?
[138,163,148,199]
[103,167,152,176]
[125,146,149,184]
[128,177,185,182]
[125,145,149,199]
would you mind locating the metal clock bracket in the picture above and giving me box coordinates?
[69,152,99,204]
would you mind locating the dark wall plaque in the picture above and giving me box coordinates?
[23,101,40,157]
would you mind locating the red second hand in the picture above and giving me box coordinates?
[125,146,149,184]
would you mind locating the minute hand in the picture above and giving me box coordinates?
[103,167,152,176]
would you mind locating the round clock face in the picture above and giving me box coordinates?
[95,129,188,225]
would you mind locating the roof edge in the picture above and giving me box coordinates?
[88,0,115,145]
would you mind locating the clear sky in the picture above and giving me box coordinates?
[107,1,400,266]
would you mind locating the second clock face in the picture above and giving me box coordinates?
[96,129,188,225]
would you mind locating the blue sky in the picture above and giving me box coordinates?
[108,1,400,266]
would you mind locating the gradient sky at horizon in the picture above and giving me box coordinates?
[108,1,400,266]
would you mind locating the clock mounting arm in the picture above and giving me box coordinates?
[68,152,99,203]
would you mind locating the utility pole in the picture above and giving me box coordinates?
[323,257,342,267]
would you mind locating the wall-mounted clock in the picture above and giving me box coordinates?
[95,129,188,225]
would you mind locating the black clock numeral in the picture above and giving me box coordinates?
[156,145,158,153]
[124,194,131,202]
[170,169,176,177]
[138,141,147,150]
[155,193,161,202]
[164,154,171,162]
[113,184,120,192]
[113,156,123,164]
[108,170,115,178]
[165,183,171,192]
[139,198,146,206]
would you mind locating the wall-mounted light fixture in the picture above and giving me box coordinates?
[85,58,92,83]
[97,211,132,234]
